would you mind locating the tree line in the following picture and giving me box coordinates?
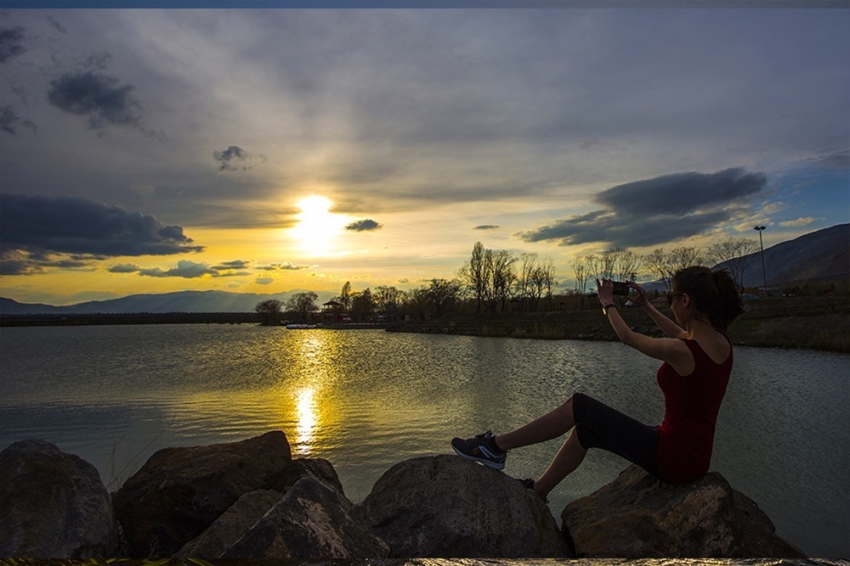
[256,236,760,324]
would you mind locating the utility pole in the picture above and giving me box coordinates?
[754,225,768,298]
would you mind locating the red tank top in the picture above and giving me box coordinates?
[655,335,732,484]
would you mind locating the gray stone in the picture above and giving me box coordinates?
[267,457,347,501]
[112,430,292,558]
[223,477,390,559]
[560,464,806,558]
[174,489,283,559]
[0,440,117,558]
[352,454,571,558]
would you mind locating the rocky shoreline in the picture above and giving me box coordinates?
[0,431,818,562]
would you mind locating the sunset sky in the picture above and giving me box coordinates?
[1,5,848,305]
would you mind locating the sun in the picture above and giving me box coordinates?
[291,195,346,255]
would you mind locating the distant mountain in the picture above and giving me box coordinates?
[722,223,849,288]
[2,224,847,315]
[0,289,337,315]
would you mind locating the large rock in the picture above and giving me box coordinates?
[112,430,292,558]
[223,477,390,559]
[175,457,347,559]
[174,489,283,559]
[560,464,806,558]
[0,440,117,558]
[266,457,346,499]
[352,455,571,558]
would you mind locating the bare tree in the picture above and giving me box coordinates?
[338,281,353,312]
[426,278,465,317]
[642,246,704,292]
[458,242,489,313]
[350,288,375,322]
[284,292,318,323]
[374,285,404,319]
[458,242,516,313]
[489,249,517,312]
[572,255,590,294]
[707,237,759,290]
[643,248,673,292]
[255,299,282,326]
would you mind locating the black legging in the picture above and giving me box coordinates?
[573,392,661,479]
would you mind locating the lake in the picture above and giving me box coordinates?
[1,324,848,557]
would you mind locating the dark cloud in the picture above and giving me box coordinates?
[138,260,217,279]
[345,219,382,232]
[108,260,247,279]
[47,17,67,34]
[518,168,766,248]
[213,145,266,172]
[0,27,26,63]
[47,71,143,131]
[0,194,204,258]
[0,249,98,276]
[0,105,36,136]
[814,150,850,169]
[474,225,499,231]
[257,262,311,271]
[108,263,139,273]
[213,260,251,271]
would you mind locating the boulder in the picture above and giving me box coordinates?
[351,454,571,558]
[174,489,283,559]
[112,430,292,558]
[0,440,117,558]
[266,457,346,500]
[223,477,390,559]
[560,464,806,558]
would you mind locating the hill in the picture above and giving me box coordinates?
[730,223,849,287]
[0,290,336,315]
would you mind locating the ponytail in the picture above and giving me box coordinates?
[672,266,745,331]
[710,269,745,331]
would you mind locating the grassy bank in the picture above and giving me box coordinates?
[388,295,850,353]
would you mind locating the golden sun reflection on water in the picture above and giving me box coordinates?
[169,329,346,457]
[295,387,317,455]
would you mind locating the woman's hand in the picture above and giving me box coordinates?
[596,279,614,305]
[627,282,650,308]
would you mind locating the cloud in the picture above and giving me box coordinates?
[257,261,311,271]
[0,194,204,259]
[47,17,67,34]
[518,168,767,248]
[255,275,274,285]
[47,70,144,131]
[0,105,36,136]
[815,150,850,169]
[213,260,251,271]
[780,217,818,227]
[108,263,140,273]
[0,27,26,63]
[474,225,499,231]
[138,260,217,279]
[108,260,247,279]
[345,219,382,232]
[213,145,266,172]
[0,249,98,276]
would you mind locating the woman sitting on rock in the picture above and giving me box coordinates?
[451,266,745,501]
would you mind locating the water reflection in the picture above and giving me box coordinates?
[295,387,316,455]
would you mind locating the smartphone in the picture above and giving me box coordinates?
[612,281,630,296]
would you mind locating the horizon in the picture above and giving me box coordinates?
[1,7,848,306]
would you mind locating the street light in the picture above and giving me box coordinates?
[754,225,768,298]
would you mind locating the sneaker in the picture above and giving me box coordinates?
[451,431,506,470]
